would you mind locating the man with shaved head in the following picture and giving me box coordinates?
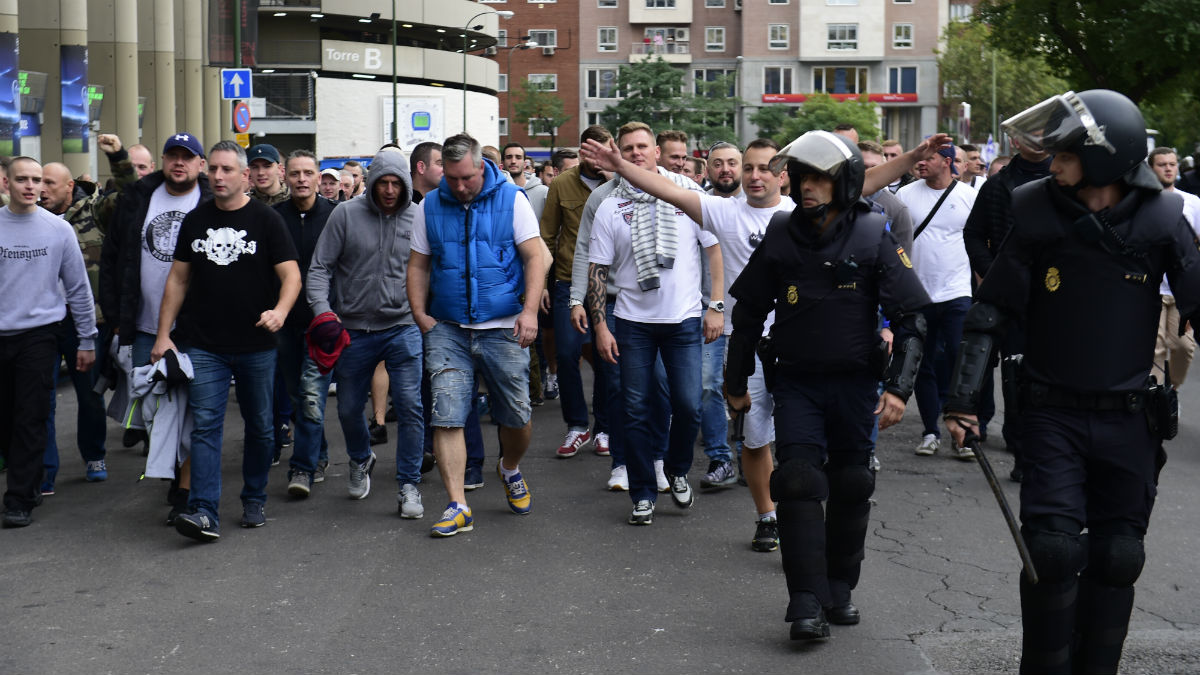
[37,135,140,494]
[127,144,156,179]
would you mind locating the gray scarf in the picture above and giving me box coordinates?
[617,167,695,291]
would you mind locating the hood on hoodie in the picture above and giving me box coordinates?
[364,148,414,215]
[521,175,543,193]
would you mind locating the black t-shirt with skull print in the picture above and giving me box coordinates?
[173,197,298,353]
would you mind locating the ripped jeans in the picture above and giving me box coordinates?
[424,322,530,430]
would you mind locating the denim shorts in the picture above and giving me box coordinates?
[424,321,531,429]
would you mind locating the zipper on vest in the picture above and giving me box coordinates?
[464,204,473,321]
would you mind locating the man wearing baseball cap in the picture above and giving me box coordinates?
[99,131,212,524]
[247,144,290,206]
[895,140,979,460]
[319,168,342,201]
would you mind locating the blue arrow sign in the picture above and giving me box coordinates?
[221,68,253,100]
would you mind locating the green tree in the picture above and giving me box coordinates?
[512,77,571,151]
[1143,93,1200,157]
[600,57,740,148]
[978,0,1200,105]
[936,20,1067,141]
[748,105,794,145]
[775,93,880,144]
[678,73,741,148]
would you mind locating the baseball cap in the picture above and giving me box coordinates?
[162,132,204,158]
[247,144,281,165]
[321,168,341,180]
[937,141,958,175]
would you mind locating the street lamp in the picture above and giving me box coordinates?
[506,40,539,138]
[463,9,514,133]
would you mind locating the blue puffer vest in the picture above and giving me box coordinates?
[424,158,526,324]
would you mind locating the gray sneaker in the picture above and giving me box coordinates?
[348,451,377,500]
[313,459,328,483]
[700,460,738,489]
[287,470,312,498]
[398,483,424,519]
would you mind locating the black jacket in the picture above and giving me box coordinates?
[99,170,213,345]
[963,155,1053,278]
[273,196,337,330]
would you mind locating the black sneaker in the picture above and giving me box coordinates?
[700,460,737,489]
[385,404,397,423]
[241,502,266,528]
[752,517,779,552]
[628,499,654,525]
[175,511,220,542]
[464,463,484,491]
[369,421,388,446]
[2,509,32,528]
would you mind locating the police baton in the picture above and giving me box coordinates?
[958,424,1039,585]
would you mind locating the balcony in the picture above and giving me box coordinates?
[630,42,691,64]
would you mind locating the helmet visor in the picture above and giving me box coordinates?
[1001,91,1116,155]
[769,130,853,176]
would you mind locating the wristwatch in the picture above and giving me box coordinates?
[708,300,725,313]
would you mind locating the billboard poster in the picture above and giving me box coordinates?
[60,44,88,154]
[380,97,445,151]
[0,33,18,156]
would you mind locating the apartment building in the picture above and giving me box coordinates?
[579,0,947,150]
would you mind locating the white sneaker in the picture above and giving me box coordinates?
[915,434,939,456]
[654,459,669,492]
[607,465,629,491]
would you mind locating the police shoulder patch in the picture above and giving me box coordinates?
[896,246,912,269]
[786,285,799,305]
[1045,266,1061,292]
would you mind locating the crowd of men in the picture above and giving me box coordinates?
[1,88,1196,669]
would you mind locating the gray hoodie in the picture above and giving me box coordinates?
[306,150,417,330]
[521,174,548,222]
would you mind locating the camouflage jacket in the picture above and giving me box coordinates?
[63,151,139,325]
[250,183,290,206]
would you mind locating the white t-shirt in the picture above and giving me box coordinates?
[410,190,540,329]
[589,191,717,324]
[699,194,791,335]
[1160,188,1200,296]
[137,183,201,334]
[897,180,977,303]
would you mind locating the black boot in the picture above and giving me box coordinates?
[787,592,830,641]
[1019,574,1078,674]
[826,579,860,625]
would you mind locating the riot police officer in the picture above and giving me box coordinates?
[725,131,930,641]
[943,89,1200,674]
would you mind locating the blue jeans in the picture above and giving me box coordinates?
[915,296,971,437]
[43,318,109,486]
[425,322,531,430]
[422,371,486,467]
[334,325,424,485]
[552,280,600,432]
[185,346,277,525]
[615,317,702,503]
[700,333,730,462]
[600,300,668,470]
[277,325,332,476]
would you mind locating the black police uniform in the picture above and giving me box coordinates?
[947,174,1200,672]
[726,198,930,636]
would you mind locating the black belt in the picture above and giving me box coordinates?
[1022,382,1147,413]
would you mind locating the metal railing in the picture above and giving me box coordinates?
[252,72,315,119]
[631,42,690,55]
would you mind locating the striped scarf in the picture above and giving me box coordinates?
[617,167,693,291]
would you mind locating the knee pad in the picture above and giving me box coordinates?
[770,461,828,502]
[826,464,875,504]
[1024,527,1086,584]
[1087,535,1145,587]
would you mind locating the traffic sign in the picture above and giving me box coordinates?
[221,68,253,100]
[235,133,250,148]
[232,101,251,133]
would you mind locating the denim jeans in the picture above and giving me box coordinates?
[700,333,730,462]
[600,300,669,470]
[915,296,971,437]
[552,280,600,432]
[615,317,702,503]
[43,317,109,486]
[334,325,424,485]
[184,346,277,525]
[425,322,531,430]
[277,325,331,476]
[422,370,486,467]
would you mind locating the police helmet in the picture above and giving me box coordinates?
[1001,89,1147,187]
[770,130,865,208]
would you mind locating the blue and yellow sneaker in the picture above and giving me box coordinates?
[503,472,532,515]
[430,503,473,537]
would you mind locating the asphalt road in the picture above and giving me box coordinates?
[3,368,1198,674]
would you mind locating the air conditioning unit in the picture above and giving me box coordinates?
[734,0,743,9]
[543,47,556,56]
[485,46,498,56]
[674,27,689,42]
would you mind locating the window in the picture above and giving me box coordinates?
[813,66,868,94]
[529,30,558,47]
[587,111,603,126]
[529,119,559,136]
[588,68,621,98]
[827,24,858,50]
[645,0,676,7]
[598,27,617,52]
[705,0,725,6]
[705,26,725,51]
[764,66,793,95]
[893,23,913,48]
[498,74,508,92]
[528,73,557,91]
[497,30,508,48]
[888,66,917,94]
[599,0,617,5]
[768,0,788,4]
[499,118,509,135]
[693,68,735,96]
[768,24,789,49]
[950,3,973,21]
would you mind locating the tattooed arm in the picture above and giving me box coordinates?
[587,262,619,364]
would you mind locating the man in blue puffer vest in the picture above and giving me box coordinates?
[407,134,547,537]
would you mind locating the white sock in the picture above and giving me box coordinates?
[499,463,520,480]
[759,510,777,521]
